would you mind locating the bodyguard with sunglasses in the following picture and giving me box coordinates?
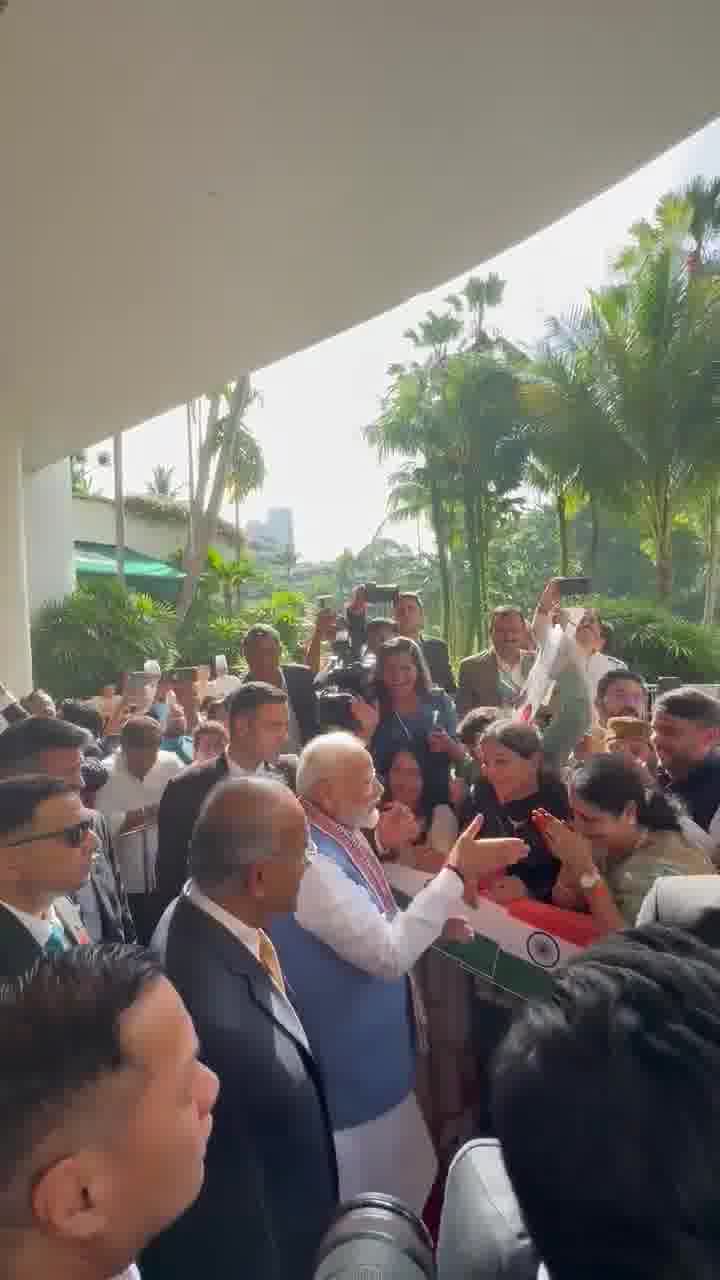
[0,776,98,979]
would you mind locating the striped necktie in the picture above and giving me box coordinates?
[258,930,286,995]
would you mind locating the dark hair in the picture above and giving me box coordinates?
[0,945,162,1221]
[573,752,681,832]
[396,592,423,610]
[383,746,431,820]
[655,686,720,730]
[375,637,434,711]
[0,775,76,840]
[121,715,163,751]
[492,924,720,1280]
[595,669,647,706]
[692,907,720,951]
[482,719,542,759]
[491,605,525,623]
[366,617,396,639]
[192,719,229,749]
[243,623,281,651]
[226,682,288,725]
[58,700,104,741]
[0,717,88,778]
[188,777,287,889]
[457,706,498,745]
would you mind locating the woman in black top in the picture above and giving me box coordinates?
[462,719,570,901]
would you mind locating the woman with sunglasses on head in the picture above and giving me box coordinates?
[536,752,714,936]
[0,775,98,979]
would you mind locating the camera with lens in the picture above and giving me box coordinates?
[363,581,399,605]
[315,612,377,732]
[313,1194,435,1280]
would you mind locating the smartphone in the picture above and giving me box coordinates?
[557,577,591,597]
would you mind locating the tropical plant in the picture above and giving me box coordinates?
[588,596,720,683]
[31,581,178,700]
[146,464,182,499]
[176,376,264,620]
[203,546,260,613]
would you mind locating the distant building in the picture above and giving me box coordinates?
[246,507,295,556]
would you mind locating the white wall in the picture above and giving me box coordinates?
[72,496,238,563]
[24,460,76,612]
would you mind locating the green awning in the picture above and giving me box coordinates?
[74,542,185,601]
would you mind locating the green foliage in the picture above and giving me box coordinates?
[590,596,720,683]
[31,582,178,700]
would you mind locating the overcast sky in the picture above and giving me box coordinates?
[89,117,720,562]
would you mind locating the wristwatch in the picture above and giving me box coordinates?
[579,868,602,892]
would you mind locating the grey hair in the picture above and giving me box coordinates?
[296,731,367,798]
[188,776,286,891]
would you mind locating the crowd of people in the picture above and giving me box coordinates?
[3,577,720,1280]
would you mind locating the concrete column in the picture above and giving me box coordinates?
[0,435,33,696]
[24,458,76,612]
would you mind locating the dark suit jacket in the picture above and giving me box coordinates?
[0,898,88,981]
[281,663,319,744]
[74,813,136,943]
[420,636,456,696]
[142,897,338,1280]
[156,754,297,917]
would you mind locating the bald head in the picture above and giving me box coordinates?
[297,732,382,829]
[188,777,305,893]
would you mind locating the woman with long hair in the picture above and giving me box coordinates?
[380,746,459,871]
[537,752,714,935]
[462,719,570,902]
[369,637,464,808]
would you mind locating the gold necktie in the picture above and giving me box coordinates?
[258,930,286,995]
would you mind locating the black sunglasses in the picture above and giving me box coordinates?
[7,818,95,849]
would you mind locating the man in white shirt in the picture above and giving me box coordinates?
[0,775,98,979]
[0,944,218,1280]
[272,731,528,1213]
[96,717,182,942]
[145,776,338,1280]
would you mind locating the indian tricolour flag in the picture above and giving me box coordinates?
[386,864,601,1000]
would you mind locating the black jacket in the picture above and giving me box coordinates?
[142,897,337,1280]
[419,635,457,696]
[659,751,720,833]
[156,754,297,917]
[0,897,88,981]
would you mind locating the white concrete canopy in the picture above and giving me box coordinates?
[2,0,720,472]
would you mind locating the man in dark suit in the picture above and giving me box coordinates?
[144,776,338,1280]
[392,592,456,695]
[0,716,135,944]
[156,682,297,918]
[243,623,319,747]
[0,775,97,978]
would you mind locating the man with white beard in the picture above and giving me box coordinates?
[271,731,528,1214]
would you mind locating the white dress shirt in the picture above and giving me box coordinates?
[96,750,182,893]
[185,881,259,958]
[295,854,464,980]
[0,900,64,948]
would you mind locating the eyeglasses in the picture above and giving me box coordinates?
[7,819,95,849]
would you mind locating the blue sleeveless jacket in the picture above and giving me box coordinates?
[271,828,416,1130]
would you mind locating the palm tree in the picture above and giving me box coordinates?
[146,464,181,499]
[566,247,720,599]
[224,422,266,555]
